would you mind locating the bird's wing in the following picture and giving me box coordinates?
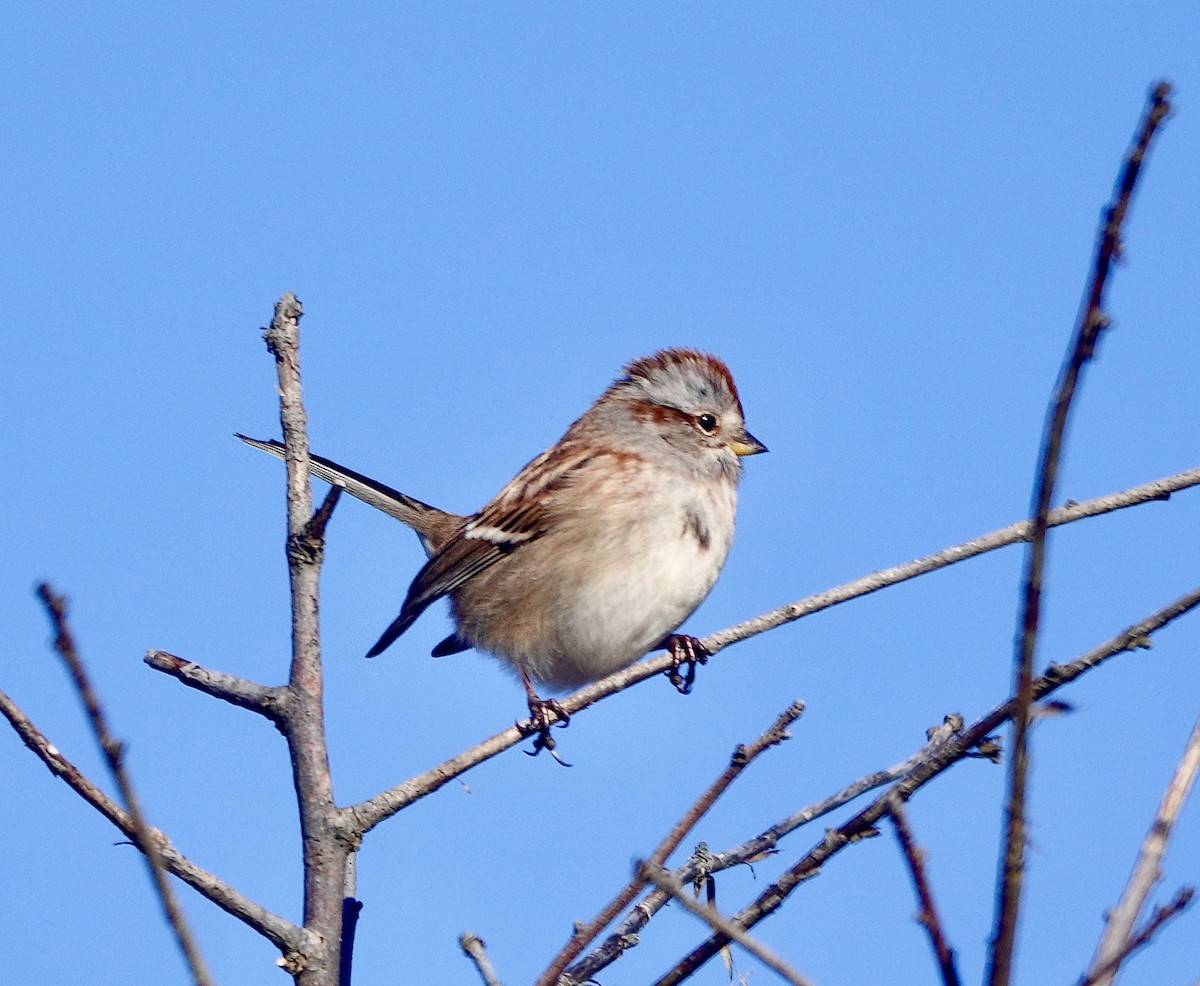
[365,444,599,657]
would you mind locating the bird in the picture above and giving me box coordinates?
[238,347,765,745]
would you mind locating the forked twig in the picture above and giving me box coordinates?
[35,584,215,986]
[565,716,968,982]
[536,701,803,986]
[639,862,816,986]
[1083,714,1200,986]
[636,587,1200,986]
[987,80,1174,986]
[1079,887,1195,986]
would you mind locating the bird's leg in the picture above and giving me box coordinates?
[664,634,710,695]
[518,672,571,765]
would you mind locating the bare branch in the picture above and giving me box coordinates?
[459,932,505,986]
[638,587,1200,986]
[1079,887,1195,986]
[536,701,804,986]
[640,862,816,986]
[307,484,343,542]
[734,714,973,866]
[339,855,362,986]
[0,681,307,952]
[349,466,1200,837]
[1084,714,1200,986]
[988,80,1174,986]
[262,292,350,983]
[567,717,970,983]
[144,650,289,724]
[702,465,1200,656]
[35,584,216,986]
[888,799,961,986]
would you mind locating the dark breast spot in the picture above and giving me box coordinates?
[684,507,711,550]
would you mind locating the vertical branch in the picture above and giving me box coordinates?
[985,82,1173,986]
[339,854,363,986]
[36,584,215,986]
[263,293,349,983]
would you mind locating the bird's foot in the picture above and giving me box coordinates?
[664,634,710,695]
[517,682,572,766]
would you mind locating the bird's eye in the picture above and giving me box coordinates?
[696,413,719,435]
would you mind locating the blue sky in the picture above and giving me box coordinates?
[3,5,1199,985]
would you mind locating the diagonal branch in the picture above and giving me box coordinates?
[987,80,1173,986]
[567,716,973,983]
[346,464,1200,838]
[638,586,1200,986]
[1083,713,1200,986]
[0,680,308,954]
[703,464,1199,656]
[1079,887,1195,986]
[36,584,215,986]
[888,799,961,986]
[535,701,804,986]
[640,862,816,986]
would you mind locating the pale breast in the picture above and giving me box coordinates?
[452,461,738,690]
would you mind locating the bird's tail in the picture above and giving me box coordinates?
[235,434,461,556]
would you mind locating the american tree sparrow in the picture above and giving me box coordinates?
[240,348,765,748]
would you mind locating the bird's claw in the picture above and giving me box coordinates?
[519,697,572,766]
[665,634,710,695]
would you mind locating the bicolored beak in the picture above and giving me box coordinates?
[730,431,768,457]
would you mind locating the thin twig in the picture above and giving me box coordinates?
[1084,714,1200,986]
[35,584,216,986]
[567,717,970,983]
[701,465,1200,656]
[1079,887,1195,986]
[536,701,804,986]
[888,799,962,986]
[639,587,1200,986]
[308,484,343,542]
[346,465,1200,837]
[987,80,1173,986]
[729,715,973,869]
[143,651,290,724]
[639,862,816,986]
[459,932,505,986]
[0,678,347,956]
